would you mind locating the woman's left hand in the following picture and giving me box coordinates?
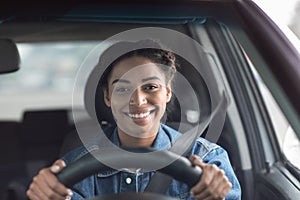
[189,155,232,200]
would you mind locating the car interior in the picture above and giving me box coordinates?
[0,1,299,200]
[0,21,242,199]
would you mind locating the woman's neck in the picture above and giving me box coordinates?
[117,128,157,148]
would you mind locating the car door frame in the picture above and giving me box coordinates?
[191,1,300,199]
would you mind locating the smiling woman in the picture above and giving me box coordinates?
[105,58,171,140]
[1,1,300,200]
[26,39,241,200]
[99,40,176,140]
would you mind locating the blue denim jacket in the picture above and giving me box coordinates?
[62,124,241,199]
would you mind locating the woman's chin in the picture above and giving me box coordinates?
[118,123,159,139]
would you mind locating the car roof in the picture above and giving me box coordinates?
[0,0,239,42]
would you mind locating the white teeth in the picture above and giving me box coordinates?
[128,112,150,119]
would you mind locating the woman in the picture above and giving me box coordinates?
[26,40,241,200]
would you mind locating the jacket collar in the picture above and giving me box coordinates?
[97,123,181,177]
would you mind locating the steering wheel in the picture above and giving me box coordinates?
[56,147,202,200]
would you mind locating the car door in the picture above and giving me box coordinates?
[187,1,300,199]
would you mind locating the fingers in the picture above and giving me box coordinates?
[190,163,215,198]
[189,155,232,200]
[190,155,205,168]
[51,159,66,173]
[27,159,73,200]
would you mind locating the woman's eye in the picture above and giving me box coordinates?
[143,84,159,91]
[115,87,131,94]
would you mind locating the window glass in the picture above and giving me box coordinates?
[0,42,99,120]
[251,62,300,170]
[254,0,300,39]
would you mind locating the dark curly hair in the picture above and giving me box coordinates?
[98,39,177,90]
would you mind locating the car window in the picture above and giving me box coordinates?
[0,42,99,121]
[250,57,300,170]
[254,0,300,52]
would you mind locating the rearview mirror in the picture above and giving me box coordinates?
[0,39,20,74]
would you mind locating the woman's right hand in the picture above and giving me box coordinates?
[26,159,73,200]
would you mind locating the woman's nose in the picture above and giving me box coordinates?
[129,89,147,106]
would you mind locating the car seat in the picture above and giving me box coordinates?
[20,109,70,179]
[0,121,27,199]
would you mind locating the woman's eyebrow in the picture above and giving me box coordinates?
[112,77,161,85]
[112,79,130,85]
[142,76,161,82]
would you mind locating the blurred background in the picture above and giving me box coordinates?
[255,0,300,40]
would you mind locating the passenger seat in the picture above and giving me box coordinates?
[0,121,27,200]
[19,109,70,180]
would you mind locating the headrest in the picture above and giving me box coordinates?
[84,61,116,127]
[21,109,69,144]
[0,39,20,74]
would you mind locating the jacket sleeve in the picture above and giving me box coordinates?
[189,138,242,200]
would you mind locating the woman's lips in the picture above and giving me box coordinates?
[125,109,155,125]
[128,111,150,119]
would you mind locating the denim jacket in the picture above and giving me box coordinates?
[61,124,241,199]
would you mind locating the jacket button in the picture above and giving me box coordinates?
[126,177,132,184]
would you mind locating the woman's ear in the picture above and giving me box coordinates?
[103,89,111,107]
[166,85,172,103]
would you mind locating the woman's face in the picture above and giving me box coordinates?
[103,56,172,138]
